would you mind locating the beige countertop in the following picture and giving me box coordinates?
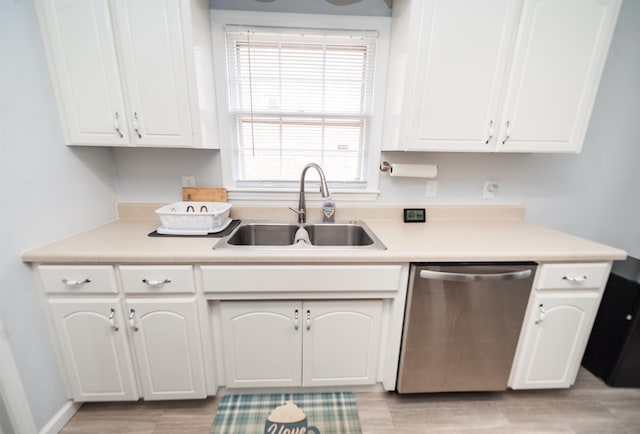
[21,204,627,264]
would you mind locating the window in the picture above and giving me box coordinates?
[211,12,390,200]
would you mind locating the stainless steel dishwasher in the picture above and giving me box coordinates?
[397,263,536,393]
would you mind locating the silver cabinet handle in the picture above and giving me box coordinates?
[562,275,588,283]
[132,112,142,139]
[419,269,532,282]
[485,120,494,144]
[306,310,311,331]
[113,112,124,138]
[128,309,139,331]
[501,120,511,144]
[142,278,171,287]
[62,278,91,286]
[108,308,119,331]
[294,309,299,330]
[535,303,546,325]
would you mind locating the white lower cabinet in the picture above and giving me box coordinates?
[49,297,206,401]
[219,300,383,388]
[509,262,609,389]
[42,265,207,401]
[510,292,599,389]
[127,299,206,400]
[49,299,139,401]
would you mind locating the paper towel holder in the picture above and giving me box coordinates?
[379,161,392,172]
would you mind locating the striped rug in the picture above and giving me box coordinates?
[211,392,362,434]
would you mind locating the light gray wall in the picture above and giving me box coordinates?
[114,0,640,258]
[2,1,638,428]
[0,0,118,429]
[113,148,222,202]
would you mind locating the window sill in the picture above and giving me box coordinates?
[227,188,380,203]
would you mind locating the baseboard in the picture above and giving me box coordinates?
[39,401,81,434]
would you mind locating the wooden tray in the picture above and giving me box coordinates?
[182,187,227,202]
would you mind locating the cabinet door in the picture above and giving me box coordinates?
[48,299,138,401]
[219,301,302,388]
[303,300,382,386]
[510,291,600,389]
[127,298,206,400]
[113,0,194,147]
[405,0,519,151]
[497,0,622,152]
[37,0,128,145]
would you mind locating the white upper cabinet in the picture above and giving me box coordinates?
[36,0,128,146]
[36,0,218,148]
[405,0,519,152]
[383,0,622,153]
[496,0,621,152]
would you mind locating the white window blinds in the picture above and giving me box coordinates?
[224,27,378,186]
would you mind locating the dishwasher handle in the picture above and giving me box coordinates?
[419,268,532,282]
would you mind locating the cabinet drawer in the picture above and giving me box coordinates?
[119,265,195,294]
[536,263,610,290]
[39,265,117,294]
[200,265,404,293]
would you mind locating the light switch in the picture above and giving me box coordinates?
[425,180,438,197]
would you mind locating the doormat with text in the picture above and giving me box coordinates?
[211,392,361,434]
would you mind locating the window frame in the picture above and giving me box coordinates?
[210,10,390,202]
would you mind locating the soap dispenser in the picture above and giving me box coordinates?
[322,197,336,223]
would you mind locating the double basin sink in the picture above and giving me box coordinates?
[214,221,386,250]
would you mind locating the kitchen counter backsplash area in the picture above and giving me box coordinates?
[115,202,527,223]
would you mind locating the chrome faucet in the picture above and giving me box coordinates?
[289,163,330,224]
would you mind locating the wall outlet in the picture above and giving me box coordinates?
[425,180,438,197]
[182,176,196,187]
[483,181,499,199]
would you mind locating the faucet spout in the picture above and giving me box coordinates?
[291,163,330,224]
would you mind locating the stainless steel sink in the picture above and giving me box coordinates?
[225,223,299,246]
[304,223,375,246]
[215,221,386,250]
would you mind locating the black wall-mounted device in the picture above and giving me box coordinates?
[403,208,426,223]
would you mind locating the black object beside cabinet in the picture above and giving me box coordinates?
[582,256,640,387]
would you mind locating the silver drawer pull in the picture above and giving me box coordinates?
[562,275,587,283]
[133,112,142,139]
[535,303,546,325]
[62,278,91,286]
[142,278,171,287]
[113,111,124,138]
[501,120,511,145]
[129,309,139,331]
[108,308,119,332]
[485,120,494,144]
[419,269,532,282]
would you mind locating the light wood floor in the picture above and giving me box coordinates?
[60,368,640,433]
